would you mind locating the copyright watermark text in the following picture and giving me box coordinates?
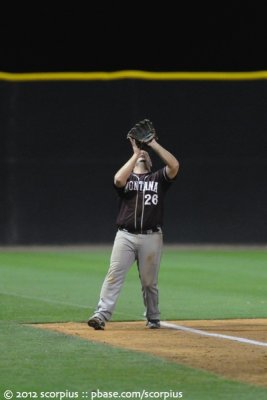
[3,389,183,400]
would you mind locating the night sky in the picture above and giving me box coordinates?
[1,4,267,72]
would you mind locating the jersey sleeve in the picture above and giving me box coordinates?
[163,166,178,182]
[113,182,125,197]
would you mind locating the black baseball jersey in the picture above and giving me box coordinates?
[114,167,176,232]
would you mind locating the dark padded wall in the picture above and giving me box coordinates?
[1,79,266,244]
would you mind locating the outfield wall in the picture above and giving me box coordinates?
[1,73,267,244]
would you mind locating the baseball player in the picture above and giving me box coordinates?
[88,127,179,330]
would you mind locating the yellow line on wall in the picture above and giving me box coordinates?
[1,70,267,81]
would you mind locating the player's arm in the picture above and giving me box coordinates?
[147,139,179,179]
[114,138,141,188]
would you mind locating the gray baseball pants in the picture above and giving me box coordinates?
[93,229,163,322]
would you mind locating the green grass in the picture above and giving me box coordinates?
[1,247,267,399]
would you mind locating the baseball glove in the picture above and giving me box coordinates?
[127,119,158,149]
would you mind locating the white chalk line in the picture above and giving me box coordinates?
[160,321,267,347]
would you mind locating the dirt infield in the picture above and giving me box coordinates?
[33,319,267,388]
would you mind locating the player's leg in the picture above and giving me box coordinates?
[88,230,137,328]
[141,285,147,318]
[137,232,163,327]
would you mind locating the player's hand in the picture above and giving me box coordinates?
[129,137,142,155]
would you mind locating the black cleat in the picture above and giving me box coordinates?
[146,319,160,329]
[87,316,105,330]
